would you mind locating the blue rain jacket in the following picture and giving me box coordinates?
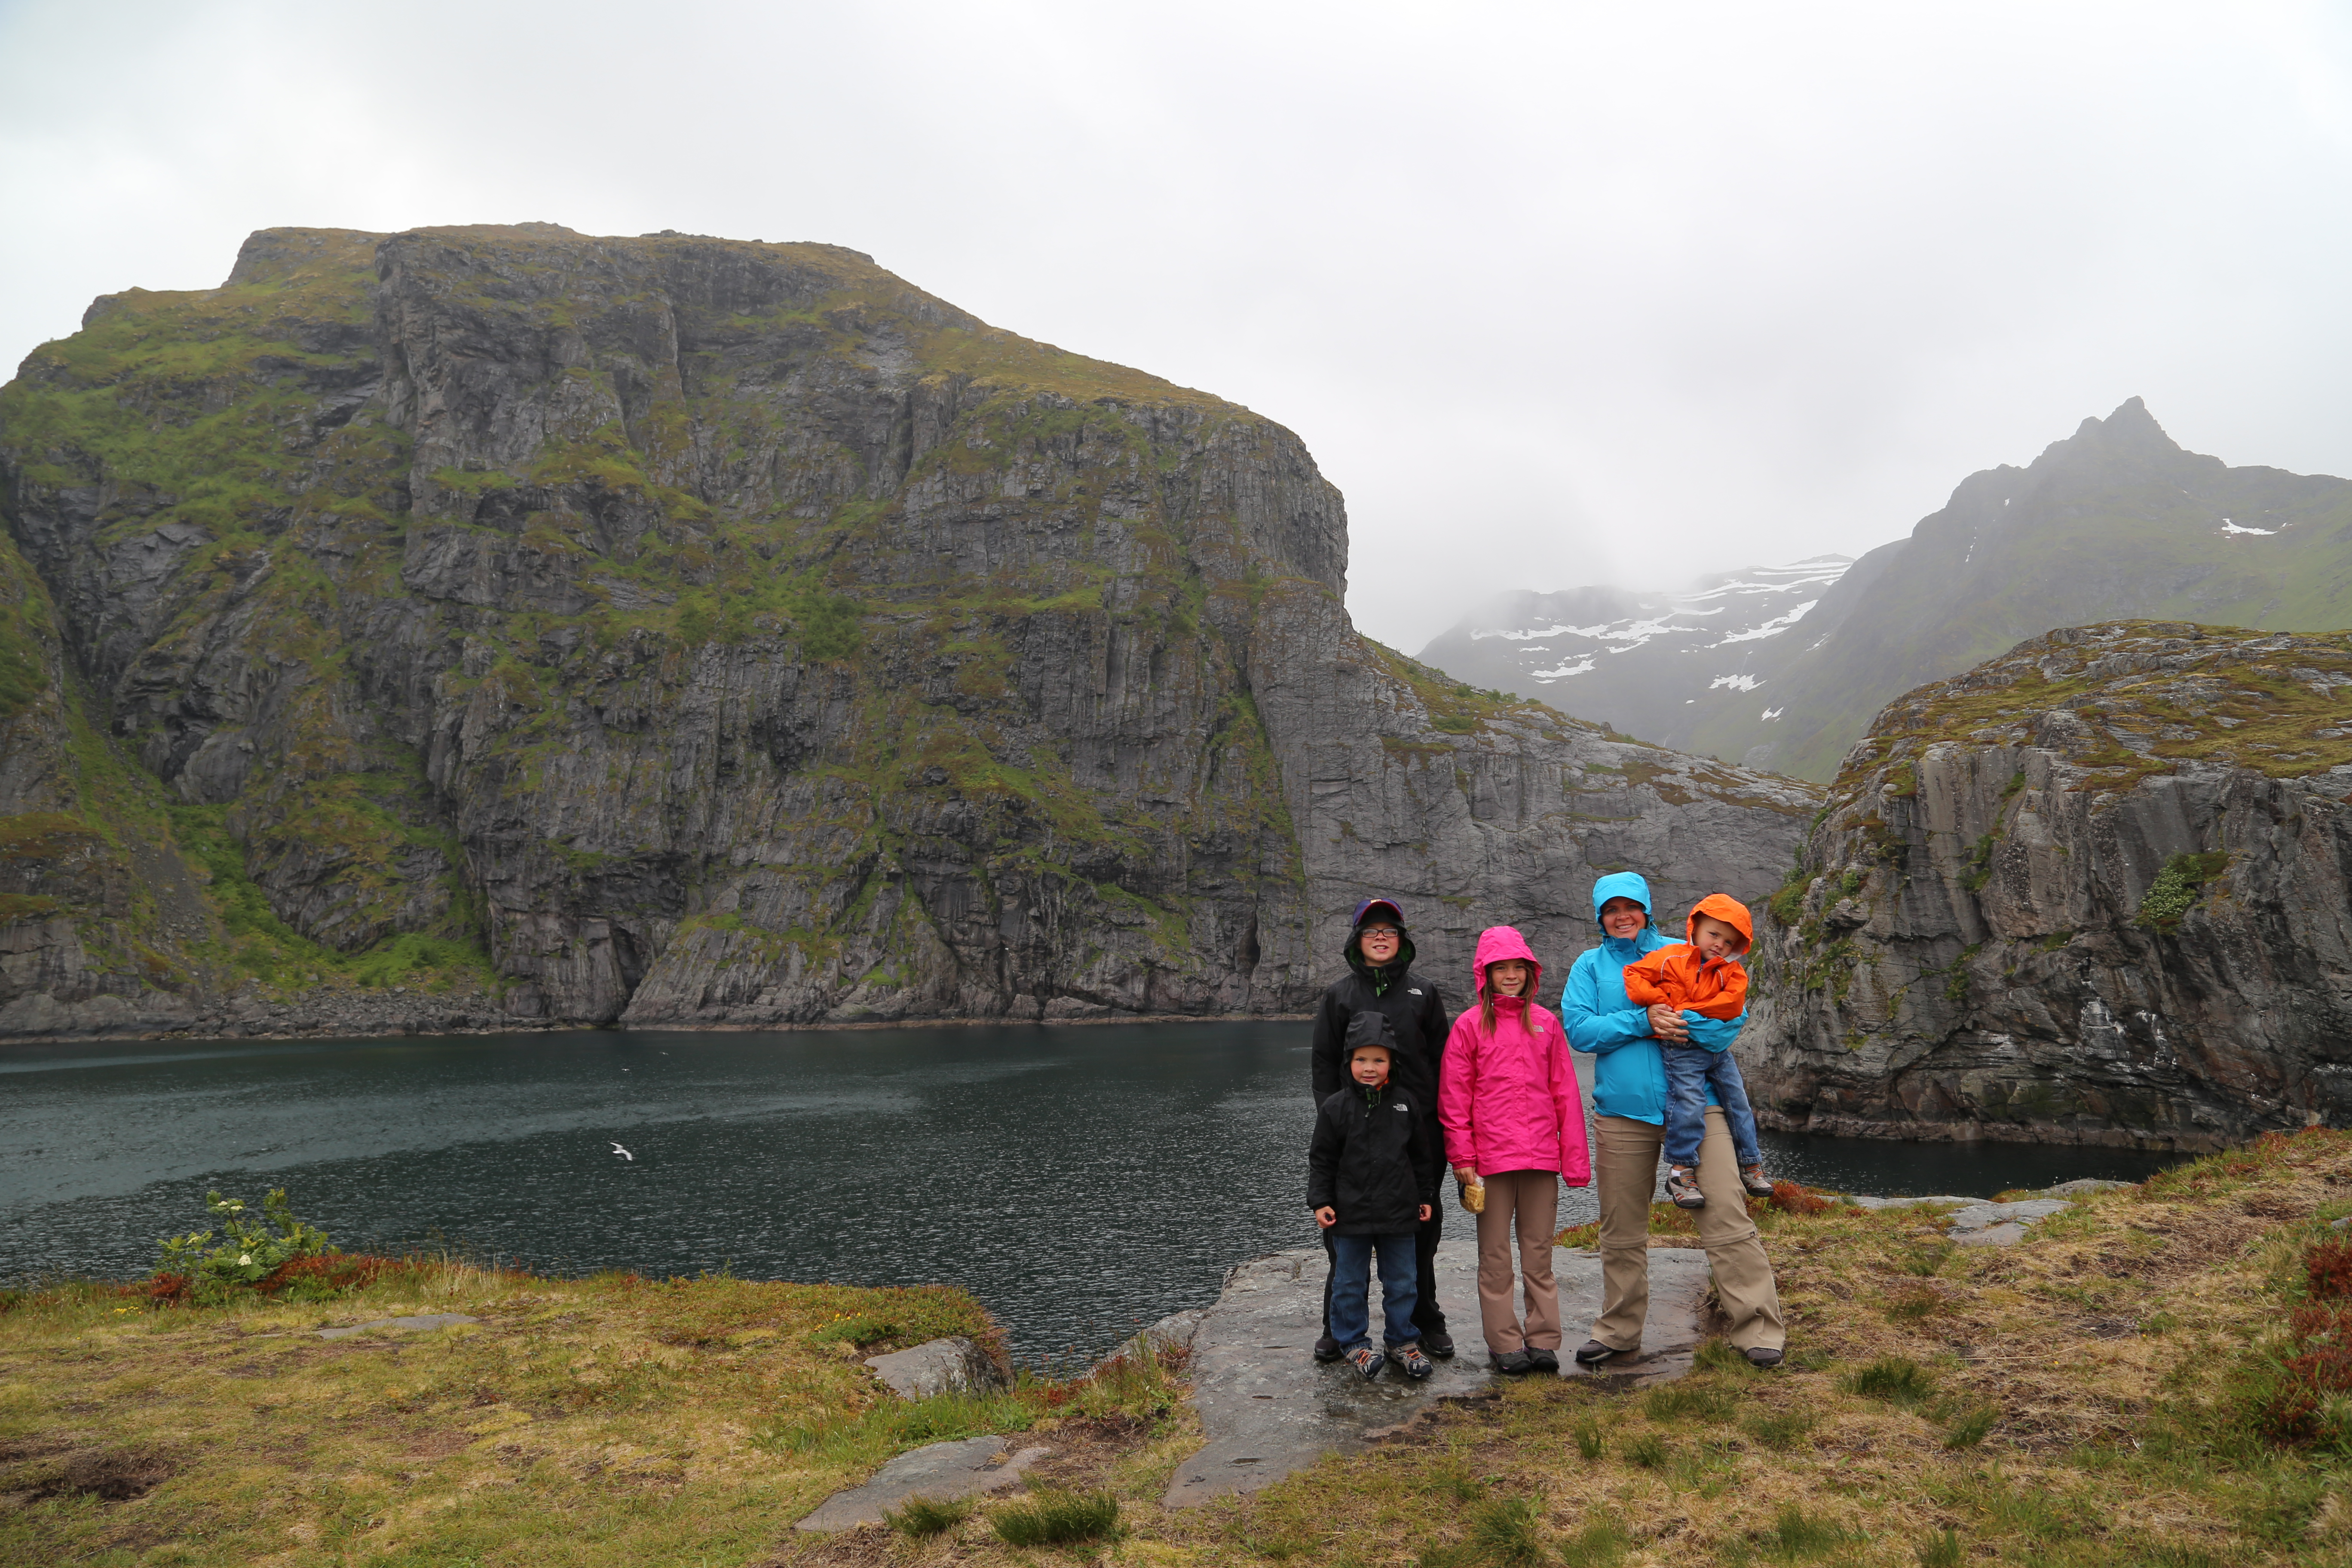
[1560,871,1746,1125]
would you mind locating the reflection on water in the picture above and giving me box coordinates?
[1,1026,2187,1363]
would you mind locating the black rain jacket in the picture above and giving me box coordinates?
[1310,922,1449,1112]
[1307,1065,1441,1236]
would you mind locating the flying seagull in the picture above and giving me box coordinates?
[610,1143,634,1161]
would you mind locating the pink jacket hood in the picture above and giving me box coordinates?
[1439,925,1590,1185]
[1472,925,1543,1004]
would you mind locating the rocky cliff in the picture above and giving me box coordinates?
[0,224,1814,1035]
[1744,622,2352,1150]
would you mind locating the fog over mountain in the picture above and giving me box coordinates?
[1421,400,2352,779]
[5,2,2352,654]
[1416,557,1853,748]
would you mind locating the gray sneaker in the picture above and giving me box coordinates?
[1346,1346,1387,1381]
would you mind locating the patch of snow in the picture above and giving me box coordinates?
[1713,601,1819,646]
[1710,674,1763,692]
[1530,657,1597,680]
[1760,707,1785,721]
[2218,518,2277,536]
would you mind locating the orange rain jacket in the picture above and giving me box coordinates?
[1620,894,1754,1021]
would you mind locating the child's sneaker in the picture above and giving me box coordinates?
[1740,1164,1774,1197]
[1664,1166,1706,1208]
[1393,1343,1434,1380]
[1346,1346,1386,1381]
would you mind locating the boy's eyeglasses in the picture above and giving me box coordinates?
[1360,927,1401,940]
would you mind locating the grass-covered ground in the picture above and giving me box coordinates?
[15,1130,2352,1564]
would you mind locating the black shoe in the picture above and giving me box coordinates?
[1746,1346,1785,1368]
[1525,1348,1559,1373]
[1574,1339,1629,1367]
[1313,1334,1341,1363]
[1491,1349,1533,1375]
[1423,1330,1456,1360]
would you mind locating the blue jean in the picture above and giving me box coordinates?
[1662,1045,1763,1170]
[1329,1233,1420,1352]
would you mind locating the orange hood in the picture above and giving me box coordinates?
[1685,894,1752,955]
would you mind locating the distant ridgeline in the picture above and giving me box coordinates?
[0,224,1812,1036]
[1419,399,2352,782]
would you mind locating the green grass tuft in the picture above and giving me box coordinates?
[1847,1354,1936,1406]
[1464,1496,1548,1566]
[990,1488,1119,1547]
[882,1495,972,1537]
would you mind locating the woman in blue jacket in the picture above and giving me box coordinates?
[1559,872,1786,1368]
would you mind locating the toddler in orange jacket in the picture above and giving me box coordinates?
[1622,894,1772,1207]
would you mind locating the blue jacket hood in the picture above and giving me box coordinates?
[1590,872,1653,923]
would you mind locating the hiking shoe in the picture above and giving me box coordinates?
[1394,1343,1434,1380]
[1491,1349,1534,1375]
[1422,1329,1456,1360]
[1740,1164,1775,1197]
[1574,1339,1629,1367]
[1746,1345,1785,1368]
[1525,1348,1560,1373]
[1312,1334,1341,1363]
[1664,1166,1706,1208]
[1347,1346,1386,1381]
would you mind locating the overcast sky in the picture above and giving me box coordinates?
[5,1,2349,651]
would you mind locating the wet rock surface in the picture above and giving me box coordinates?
[1747,622,2352,1151]
[0,224,1813,1038]
[1163,1231,1710,1505]
[793,1435,1049,1532]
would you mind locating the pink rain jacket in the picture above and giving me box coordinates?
[1437,926,1590,1184]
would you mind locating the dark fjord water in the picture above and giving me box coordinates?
[2,1025,2182,1365]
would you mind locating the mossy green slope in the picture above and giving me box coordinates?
[0,225,1336,1025]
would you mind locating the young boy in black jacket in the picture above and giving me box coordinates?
[1310,897,1453,1360]
[1308,1012,1439,1381]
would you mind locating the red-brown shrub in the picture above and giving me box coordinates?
[2307,1240,2352,1301]
[1770,1181,1831,1216]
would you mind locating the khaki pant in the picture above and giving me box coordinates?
[1475,1170,1560,1354]
[1591,1109,1785,1354]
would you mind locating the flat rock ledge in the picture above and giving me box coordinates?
[1162,1230,1712,1508]
[1841,1179,2129,1247]
[315,1313,481,1341]
[864,1335,1008,1400]
[793,1436,1049,1532]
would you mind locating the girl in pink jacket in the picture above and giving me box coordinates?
[1438,925,1590,1374]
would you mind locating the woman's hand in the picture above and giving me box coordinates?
[1647,1003,1690,1043]
[1454,1165,1479,1185]
[1418,1203,1432,1222]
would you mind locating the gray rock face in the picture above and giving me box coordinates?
[862,1335,1008,1400]
[1746,622,2352,1151]
[0,224,1814,1035]
[793,1435,1048,1532]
